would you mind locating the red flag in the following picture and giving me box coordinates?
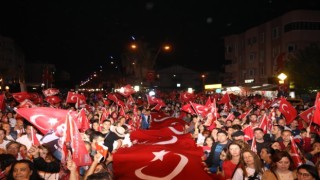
[150,112,187,130]
[107,93,125,107]
[74,108,90,132]
[62,113,92,166]
[126,95,135,107]
[181,104,195,114]
[290,136,303,168]
[113,144,211,180]
[45,96,61,105]
[299,106,315,123]
[258,114,268,134]
[42,88,60,97]
[17,99,37,108]
[313,92,320,126]
[118,84,135,97]
[95,142,108,158]
[250,137,257,153]
[179,92,195,103]
[146,95,158,105]
[12,92,31,103]
[28,93,43,105]
[0,94,4,112]
[190,102,210,117]
[243,125,254,141]
[31,126,40,146]
[238,108,253,119]
[66,91,86,105]
[279,97,297,125]
[14,107,77,135]
[218,93,230,104]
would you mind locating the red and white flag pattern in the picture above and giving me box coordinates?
[299,106,315,123]
[279,97,297,125]
[42,88,60,97]
[313,92,320,126]
[118,84,135,97]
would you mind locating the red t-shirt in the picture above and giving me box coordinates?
[222,160,238,179]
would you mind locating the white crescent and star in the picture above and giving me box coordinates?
[153,136,177,145]
[281,104,290,114]
[168,127,184,135]
[134,150,188,180]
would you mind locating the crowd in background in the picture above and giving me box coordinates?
[0,90,319,180]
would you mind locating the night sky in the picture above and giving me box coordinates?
[1,0,320,86]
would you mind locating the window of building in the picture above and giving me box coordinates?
[260,67,265,77]
[249,53,255,62]
[284,21,320,32]
[287,44,297,52]
[272,27,280,39]
[248,69,255,77]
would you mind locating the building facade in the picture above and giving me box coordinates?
[223,10,320,87]
[0,35,25,92]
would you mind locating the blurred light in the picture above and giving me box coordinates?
[5,86,9,90]
[119,87,124,93]
[177,83,181,87]
[215,89,222,93]
[131,44,137,49]
[149,90,155,96]
[134,86,140,92]
[289,91,296,98]
[187,88,193,93]
[277,73,287,81]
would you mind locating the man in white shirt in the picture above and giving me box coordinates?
[16,124,43,150]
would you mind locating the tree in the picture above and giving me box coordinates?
[285,43,320,94]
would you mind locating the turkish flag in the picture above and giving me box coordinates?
[45,96,61,105]
[130,125,187,143]
[258,114,268,134]
[28,93,43,104]
[181,104,195,114]
[150,112,187,130]
[113,144,211,180]
[243,125,254,141]
[95,142,108,159]
[290,136,303,168]
[107,93,125,107]
[146,95,158,105]
[0,94,5,112]
[313,92,320,126]
[190,102,210,117]
[17,99,37,108]
[31,126,40,146]
[14,107,77,135]
[238,108,253,119]
[74,108,90,132]
[126,95,135,107]
[279,97,297,125]
[42,88,60,97]
[62,113,92,166]
[218,93,230,104]
[299,106,315,123]
[12,92,31,103]
[153,99,166,111]
[179,92,195,103]
[118,84,135,97]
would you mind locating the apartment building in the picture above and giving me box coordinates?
[224,10,320,87]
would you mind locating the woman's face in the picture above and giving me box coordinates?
[243,152,255,166]
[297,168,314,180]
[39,148,49,159]
[205,138,214,146]
[13,162,33,180]
[229,144,241,157]
[276,157,291,171]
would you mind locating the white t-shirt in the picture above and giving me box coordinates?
[232,167,261,180]
[16,134,43,150]
[0,139,10,150]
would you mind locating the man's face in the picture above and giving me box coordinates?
[281,131,292,142]
[271,126,279,134]
[250,115,257,122]
[217,133,228,143]
[254,130,264,140]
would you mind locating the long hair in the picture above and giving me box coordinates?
[7,159,44,180]
[238,149,264,178]
[270,150,295,173]
[226,142,242,160]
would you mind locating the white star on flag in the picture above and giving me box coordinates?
[151,150,169,161]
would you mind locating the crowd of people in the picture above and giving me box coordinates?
[0,90,319,180]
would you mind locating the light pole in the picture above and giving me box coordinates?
[152,45,171,69]
[277,72,288,97]
[201,74,206,92]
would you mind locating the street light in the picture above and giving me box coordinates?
[201,74,206,92]
[277,73,287,84]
